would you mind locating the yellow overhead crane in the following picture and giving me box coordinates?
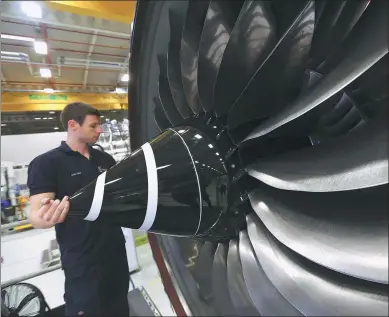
[2,92,128,112]
[46,1,136,25]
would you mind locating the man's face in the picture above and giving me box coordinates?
[76,114,103,144]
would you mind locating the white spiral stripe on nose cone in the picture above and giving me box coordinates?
[84,171,107,221]
[138,142,159,231]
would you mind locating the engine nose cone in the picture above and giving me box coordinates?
[69,126,229,237]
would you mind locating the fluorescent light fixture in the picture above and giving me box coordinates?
[43,117,48,120]
[40,68,52,78]
[49,111,55,114]
[1,51,20,56]
[43,88,54,93]
[208,144,214,148]
[195,161,199,163]
[35,117,41,120]
[178,129,186,134]
[121,73,129,82]
[1,124,7,127]
[53,127,59,130]
[1,34,35,42]
[48,117,54,120]
[216,152,219,156]
[1,56,23,61]
[34,41,47,55]
[21,2,42,19]
[114,87,126,94]
[194,134,202,139]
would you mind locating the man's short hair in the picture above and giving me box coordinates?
[60,102,101,129]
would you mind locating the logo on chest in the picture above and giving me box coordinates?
[71,172,82,177]
[98,166,107,173]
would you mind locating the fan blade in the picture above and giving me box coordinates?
[310,1,369,69]
[239,230,303,316]
[311,92,364,141]
[167,8,194,119]
[227,239,259,316]
[227,1,315,129]
[213,0,277,117]
[317,1,372,74]
[249,184,388,284]
[348,57,389,117]
[158,54,184,126]
[316,93,357,126]
[309,0,347,63]
[153,97,172,131]
[314,0,326,26]
[180,1,209,114]
[197,0,245,112]
[245,0,388,141]
[347,55,388,97]
[212,243,236,316]
[194,241,216,302]
[247,214,389,316]
[247,118,388,192]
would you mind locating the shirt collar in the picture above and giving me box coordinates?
[59,141,73,153]
[59,141,95,158]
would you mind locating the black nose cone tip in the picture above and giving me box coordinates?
[69,126,230,237]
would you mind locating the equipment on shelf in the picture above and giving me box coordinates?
[97,118,131,162]
[1,162,30,225]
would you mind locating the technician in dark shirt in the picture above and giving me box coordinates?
[27,102,129,316]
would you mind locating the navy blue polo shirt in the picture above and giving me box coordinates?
[27,141,126,278]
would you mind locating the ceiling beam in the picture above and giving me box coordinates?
[1,60,124,73]
[1,69,7,83]
[2,42,128,58]
[42,24,56,90]
[116,53,131,89]
[1,0,132,38]
[83,32,98,89]
[1,14,130,38]
[2,20,130,41]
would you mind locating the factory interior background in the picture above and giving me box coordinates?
[1,1,175,315]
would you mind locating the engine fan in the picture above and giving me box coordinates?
[129,0,388,316]
[1,283,50,316]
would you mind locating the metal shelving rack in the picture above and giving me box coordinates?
[97,118,131,162]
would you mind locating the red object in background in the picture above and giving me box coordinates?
[147,233,187,317]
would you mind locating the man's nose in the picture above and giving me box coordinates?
[97,126,103,133]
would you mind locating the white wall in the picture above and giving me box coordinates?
[1,132,67,164]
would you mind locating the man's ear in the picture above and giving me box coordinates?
[68,120,78,131]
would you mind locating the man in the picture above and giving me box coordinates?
[27,102,129,316]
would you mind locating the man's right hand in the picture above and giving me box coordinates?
[38,196,70,224]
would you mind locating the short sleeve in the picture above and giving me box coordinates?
[104,152,116,168]
[27,154,58,196]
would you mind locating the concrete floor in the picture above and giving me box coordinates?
[1,228,176,316]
